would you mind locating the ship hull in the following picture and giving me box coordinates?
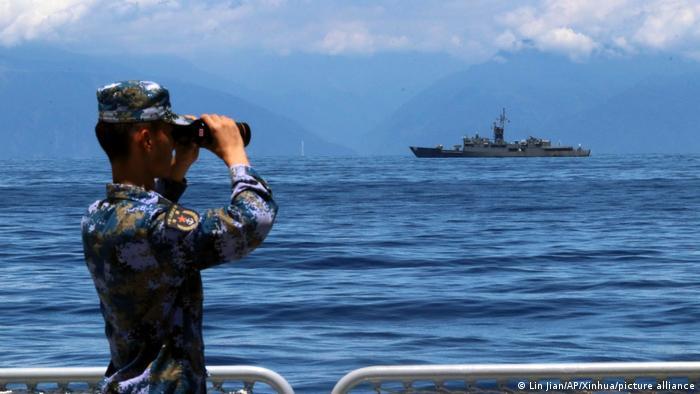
[410,146,590,158]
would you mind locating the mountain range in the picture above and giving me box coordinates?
[0,45,352,159]
[1,46,699,157]
[366,51,700,154]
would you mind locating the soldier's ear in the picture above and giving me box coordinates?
[134,127,153,152]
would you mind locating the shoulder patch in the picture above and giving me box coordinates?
[165,205,200,231]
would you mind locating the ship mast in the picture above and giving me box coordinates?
[493,107,509,143]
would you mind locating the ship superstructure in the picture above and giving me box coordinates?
[410,109,590,158]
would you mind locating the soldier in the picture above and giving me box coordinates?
[81,80,278,393]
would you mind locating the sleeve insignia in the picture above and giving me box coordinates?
[165,205,200,231]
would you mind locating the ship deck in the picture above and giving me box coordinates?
[410,146,591,158]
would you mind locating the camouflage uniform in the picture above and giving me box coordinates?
[82,81,278,393]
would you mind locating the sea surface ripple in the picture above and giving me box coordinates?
[1,154,700,392]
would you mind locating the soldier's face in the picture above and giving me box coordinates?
[146,123,174,177]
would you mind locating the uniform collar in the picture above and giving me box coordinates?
[106,183,164,205]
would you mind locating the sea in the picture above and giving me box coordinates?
[1,154,700,393]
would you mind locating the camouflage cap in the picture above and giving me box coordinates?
[97,80,192,125]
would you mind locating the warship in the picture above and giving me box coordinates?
[410,109,590,158]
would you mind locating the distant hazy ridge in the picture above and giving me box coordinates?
[2,47,699,157]
[367,52,700,154]
[0,46,352,158]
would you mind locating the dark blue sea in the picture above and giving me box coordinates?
[2,154,700,392]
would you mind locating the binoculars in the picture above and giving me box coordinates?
[173,119,251,147]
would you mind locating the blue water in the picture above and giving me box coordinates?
[1,154,700,392]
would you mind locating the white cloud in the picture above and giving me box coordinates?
[0,0,96,45]
[634,1,700,49]
[497,0,629,59]
[2,0,700,61]
[123,0,168,7]
[318,27,375,55]
[0,0,503,60]
[314,22,410,55]
[108,0,181,14]
[499,0,700,59]
[540,27,598,58]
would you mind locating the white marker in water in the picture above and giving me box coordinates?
[301,139,305,157]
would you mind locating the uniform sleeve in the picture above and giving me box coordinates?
[149,165,278,271]
[154,177,188,203]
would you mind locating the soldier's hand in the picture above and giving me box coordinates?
[169,141,199,182]
[201,114,249,167]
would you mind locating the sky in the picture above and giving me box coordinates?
[1,0,700,63]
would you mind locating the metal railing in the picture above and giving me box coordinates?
[331,362,700,393]
[209,366,294,394]
[5,362,700,393]
[0,365,294,394]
